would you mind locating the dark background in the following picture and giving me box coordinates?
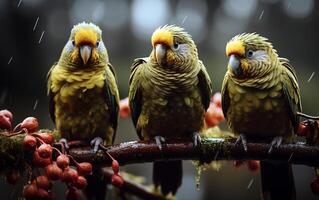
[0,0,318,199]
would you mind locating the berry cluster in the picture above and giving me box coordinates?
[23,133,93,200]
[205,92,225,128]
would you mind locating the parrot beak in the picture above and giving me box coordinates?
[155,44,167,66]
[80,45,92,65]
[228,54,242,77]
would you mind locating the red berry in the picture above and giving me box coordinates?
[23,184,38,199]
[33,150,52,168]
[36,188,50,199]
[0,109,13,123]
[21,117,39,133]
[212,92,222,108]
[23,135,37,150]
[74,176,87,189]
[62,167,78,183]
[56,154,70,169]
[33,175,52,190]
[37,133,55,144]
[5,170,20,185]
[311,179,319,195]
[233,160,245,168]
[77,162,92,176]
[247,160,260,171]
[297,122,309,137]
[66,187,81,200]
[45,163,63,180]
[38,144,53,159]
[112,160,120,174]
[119,97,131,118]
[111,174,124,187]
[0,114,12,130]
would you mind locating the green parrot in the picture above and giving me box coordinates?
[128,25,212,195]
[47,22,119,199]
[221,33,301,199]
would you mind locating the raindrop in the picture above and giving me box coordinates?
[181,16,188,25]
[214,150,219,160]
[247,178,254,189]
[17,0,22,7]
[0,89,8,106]
[33,17,39,31]
[38,31,45,44]
[287,1,291,9]
[8,56,13,65]
[33,99,38,110]
[259,10,264,20]
[307,72,315,83]
[288,152,294,162]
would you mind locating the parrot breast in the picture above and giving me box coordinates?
[227,79,293,138]
[50,65,114,144]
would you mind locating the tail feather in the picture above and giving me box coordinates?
[153,160,182,195]
[84,169,108,200]
[260,161,296,200]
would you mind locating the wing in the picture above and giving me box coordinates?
[221,73,230,119]
[46,63,57,124]
[280,58,302,131]
[197,60,212,110]
[128,58,147,140]
[104,63,120,144]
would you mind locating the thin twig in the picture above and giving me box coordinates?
[102,168,167,200]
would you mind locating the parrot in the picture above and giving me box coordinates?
[221,33,301,200]
[47,22,119,199]
[128,25,212,196]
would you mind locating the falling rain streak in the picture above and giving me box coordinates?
[38,31,45,44]
[259,10,264,20]
[33,17,39,31]
[288,152,294,162]
[17,0,22,7]
[307,72,315,82]
[8,57,13,65]
[247,178,254,189]
[181,16,188,25]
[33,99,38,110]
[287,2,291,9]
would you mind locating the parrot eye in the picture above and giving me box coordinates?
[246,50,254,58]
[72,40,75,46]
[173,43,180,50]
[96,41,100,47]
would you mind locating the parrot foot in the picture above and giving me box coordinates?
[59,138,69,152]
[154,136,166,151]
[90,137,103,153]
[268,136,283,154]
[235,134,248,152]
[192,132,201,148]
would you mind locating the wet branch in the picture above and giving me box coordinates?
[68,138,319,167]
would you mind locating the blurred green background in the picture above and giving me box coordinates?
[0,0,318,199]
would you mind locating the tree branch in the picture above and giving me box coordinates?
[68,138,319,167]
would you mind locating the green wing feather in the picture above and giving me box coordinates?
[128,58,147,140]
[47,63,57,124]
[221,73,230,119]
[280,58,302,131]
[197,60,212,110]
[104,63,120,144]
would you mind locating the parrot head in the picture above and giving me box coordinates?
[60,22,108,68]
[151,25,198,69]
[225,33,278,79]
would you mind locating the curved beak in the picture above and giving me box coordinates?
[228,54,242,76]
[154,44,167,66]
[80,45,92,65]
